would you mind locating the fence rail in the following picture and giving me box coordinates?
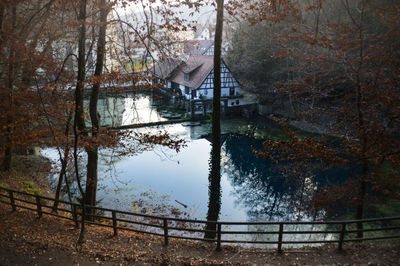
[1,186,399,253]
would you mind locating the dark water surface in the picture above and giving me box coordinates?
[43,94,343,245]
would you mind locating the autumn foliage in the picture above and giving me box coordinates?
[1,0,399,245]
[231,0,400,231]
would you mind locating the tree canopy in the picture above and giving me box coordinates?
[228,0,400,236]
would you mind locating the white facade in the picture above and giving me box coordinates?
[175,61,245,106]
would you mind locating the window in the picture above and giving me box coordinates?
[230,87,235,96]
[204,89,208,95]
[185,86,190,94]
[184,73,190,82]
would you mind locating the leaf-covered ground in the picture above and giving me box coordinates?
[1,205,399,265]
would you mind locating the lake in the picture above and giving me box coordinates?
[43,93,343,246]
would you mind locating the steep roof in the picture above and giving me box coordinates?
[182,62,203,74]
[172,55,214,89]
[153,58,182,79]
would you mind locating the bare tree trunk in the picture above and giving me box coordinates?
[75,0,87,132]
[205,0,224,240]
[0,3,4,35]
[355,80,367,238]
[52,110,73,212]
[52,151,69,211]
[75,0,87,244]
[85,0,108,221]
[73,113,85,244]
[355,2,366,239]
[3,6,17,171]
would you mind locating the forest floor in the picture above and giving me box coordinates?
[0,155,399,265]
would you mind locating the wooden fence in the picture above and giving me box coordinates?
[1,186,399,253]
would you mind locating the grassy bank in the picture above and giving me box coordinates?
[0,155,52,198]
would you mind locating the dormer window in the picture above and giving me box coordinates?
[184,73,190,82]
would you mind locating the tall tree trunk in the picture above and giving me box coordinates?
[75,0,87,132]
[0,3,4,36]
[355,3,366,239]
[52,109,73,212]
[52,149,69,211]
[85,0,108,221]
[356,149,367,238]
[205,0,224,239]
[75,0,87,244]
[3,6,17,171]
[355,82,367,238]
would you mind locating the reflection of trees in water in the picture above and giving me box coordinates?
[222,134,320,221]
[97,96,125,127]
[98,147,128,191]
[223,134,291,220]
[219,134,343,245]
[222,134,355,221]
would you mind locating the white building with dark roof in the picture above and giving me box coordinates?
[153,54,256,116]
[171,55,243,104]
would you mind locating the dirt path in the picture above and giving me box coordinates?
[0,205,399,265]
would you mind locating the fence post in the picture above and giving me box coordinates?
[216,223,222,251]
[163,218,169,246]
[35,195,42,218]
[112,211,118,236]
[9,191,16,211]
[338,223,346,251]
[72,204,79,228]
[277,223,284,253]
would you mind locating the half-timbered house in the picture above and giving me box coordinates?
[171,55,255,115]
[152,54,256,116]
[152,58,183,90]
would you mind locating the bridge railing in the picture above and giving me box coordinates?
[1,186,399,252]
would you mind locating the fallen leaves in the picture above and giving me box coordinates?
[1,204,400,265]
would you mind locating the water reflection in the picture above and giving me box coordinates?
[219,134,337,246]
[222,134,298,221]
[91,94,166,127]
[97,97,125,127]
[46,95,345,246]
[122,96,166,124]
